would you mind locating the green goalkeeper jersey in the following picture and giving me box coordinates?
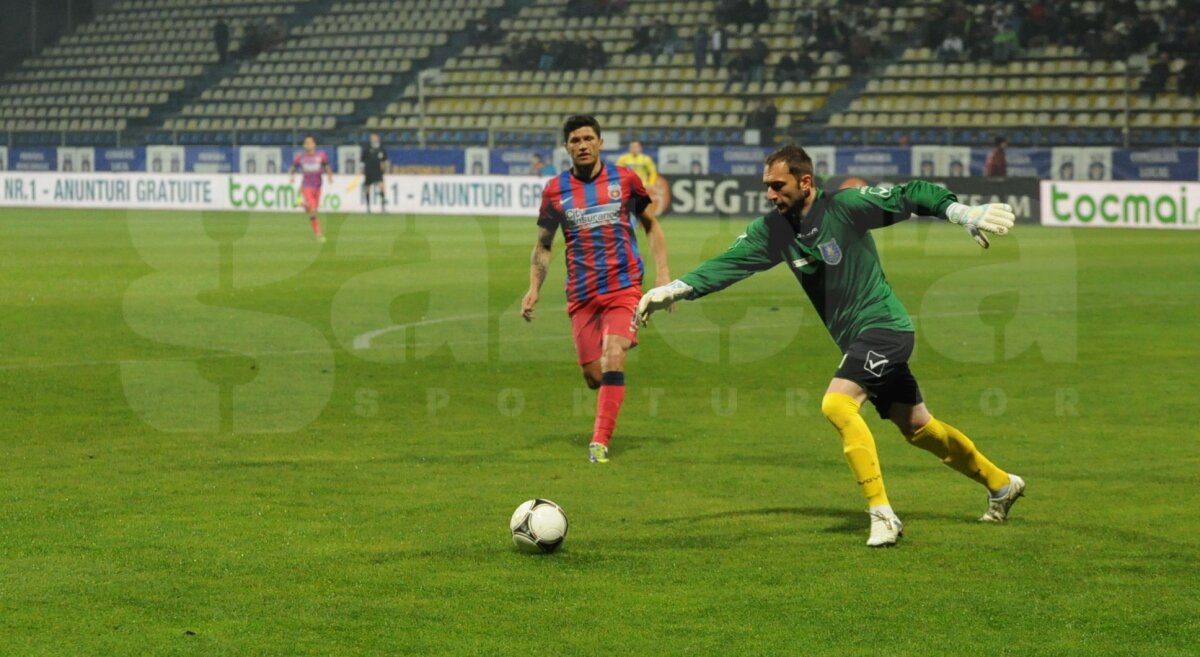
[678,182,958,351]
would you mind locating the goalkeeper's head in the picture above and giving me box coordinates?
[763,144,815,217]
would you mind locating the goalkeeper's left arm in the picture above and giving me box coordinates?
[841,181,1015,248]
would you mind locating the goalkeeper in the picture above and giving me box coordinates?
[636,145,1024,548]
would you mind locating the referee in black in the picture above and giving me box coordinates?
[361,132,388,213]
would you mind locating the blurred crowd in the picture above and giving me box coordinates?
[502,36,608,71]
[925,0,1200,95]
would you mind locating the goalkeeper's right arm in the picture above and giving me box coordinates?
[636,216,782,326]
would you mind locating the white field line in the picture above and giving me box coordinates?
[0,299,1187,372]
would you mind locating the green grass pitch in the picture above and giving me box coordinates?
[2,207,1197,656]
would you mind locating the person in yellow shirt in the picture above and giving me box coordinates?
[616,140,657,187]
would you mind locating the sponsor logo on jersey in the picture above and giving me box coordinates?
[566,202,622,229]
[818,238,842,265]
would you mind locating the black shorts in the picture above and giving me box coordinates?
[834,328,923,419]
[364,172,384,185]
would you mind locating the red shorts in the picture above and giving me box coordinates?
[568,286,641,366]
[302,187,321,211]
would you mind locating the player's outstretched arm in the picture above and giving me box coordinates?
[638,203,673,313]
[637,217,782,327]
[521,225,555,322]
[942,201,1015,249]
[636,280,694,327]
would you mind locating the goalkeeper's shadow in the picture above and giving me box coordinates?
[657,506,967,534]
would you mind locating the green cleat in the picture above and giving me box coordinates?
[588,442,609,464]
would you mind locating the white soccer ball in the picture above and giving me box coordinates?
[510,499,568,554]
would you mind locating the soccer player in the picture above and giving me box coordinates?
[288,135,333,242]
[616,140,657,188]
[361,132,388,213]
[521,115,672,464]
[636,144,1024,546]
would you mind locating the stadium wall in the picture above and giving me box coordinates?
[3,146,1200,181]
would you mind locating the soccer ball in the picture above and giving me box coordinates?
[510,499,568,553]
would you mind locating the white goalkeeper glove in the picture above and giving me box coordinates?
[943,202,1015,249]
[635,280,693,327]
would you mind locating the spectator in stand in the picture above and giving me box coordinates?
[774,52,814,83]
[1140,52,1172,100]
[586,38,608,69]
[710,23,725,68]
[520,37,544,70]
[238,20,261,58]
[847,27,873,72]
[213,18,230,64]
[263,18,284,51]
[631,23,653,55]
[725,52,750,91]
[693,25,709,73]
[652,18,678,58]
[746,36,769,82]
[775,54,800,83]
[985,136,1008,177]
[794,6,816,42]
[937,33,964,62]
[748,0,770,26]
[472,17,501,46]
[992,23,1019,64]
[1179,58,1200,97]
[745,98,779,145]
[717,0,747,25]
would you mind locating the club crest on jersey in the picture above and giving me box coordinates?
[608,183,622,200]
[818,239,842,265]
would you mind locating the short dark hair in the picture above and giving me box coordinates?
[764,144,813,180]
[994,135,1007,146]
[303,134,316,142]
[562,115,601,143]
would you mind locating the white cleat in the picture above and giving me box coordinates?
[867,510,904,547]
[980,474,1025,523]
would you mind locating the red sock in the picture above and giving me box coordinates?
[591,372,626,447]
[310,217,321,236]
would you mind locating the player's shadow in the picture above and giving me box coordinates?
[658,506,967,534]
[523,433,677,452]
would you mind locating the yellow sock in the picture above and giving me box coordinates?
[907,417,1010,492]
[822,393,890,508]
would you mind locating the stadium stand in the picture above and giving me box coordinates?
[823,0,1200,146]
[365,0,921,147]
[163,0,497,144]
[3,0,1195,149]
[0,0,310,146]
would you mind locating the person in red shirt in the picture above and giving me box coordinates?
[521,115,672,464]
[984,136,1008,177]
[288,135,334,242]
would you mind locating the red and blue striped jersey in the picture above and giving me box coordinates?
[538,163,652,304]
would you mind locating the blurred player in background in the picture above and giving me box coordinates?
[637,145,1024,546]
[616,139,657,188]
[522,115,672,464]
[288,135,333,242]
[361,132,388,213]
[530,153,555,176]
